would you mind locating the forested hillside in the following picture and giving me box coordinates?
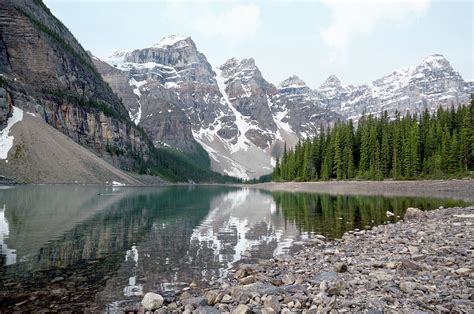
[273,98,473,181]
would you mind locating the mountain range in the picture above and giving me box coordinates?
[96,35,471,179]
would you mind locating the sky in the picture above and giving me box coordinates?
[44,0,473,88]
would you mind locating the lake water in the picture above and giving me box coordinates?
[0,185,469,311]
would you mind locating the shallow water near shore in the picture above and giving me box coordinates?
[0,185,470,311]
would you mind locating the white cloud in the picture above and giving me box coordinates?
[321,0,431,62]
[163,1,262,43]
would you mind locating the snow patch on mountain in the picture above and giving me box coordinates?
[0,107,24,160]
[278,75,307,90]
[215,68,252,153]
[106,50,129,66]
[153,35,189,49]
[128,78,147,124]
[267,96,294,140]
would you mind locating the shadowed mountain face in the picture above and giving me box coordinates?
[0,185,468,311]
[0,0,153,171]
[98,34,470,179]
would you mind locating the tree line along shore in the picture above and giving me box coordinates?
[272,101,473,182]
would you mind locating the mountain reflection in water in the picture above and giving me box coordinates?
[0,185,468,311]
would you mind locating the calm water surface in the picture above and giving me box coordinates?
[0,185,469,311]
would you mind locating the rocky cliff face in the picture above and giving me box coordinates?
[318,55,470,121]
[0,86,12,127]
[217,58,277,149]
[317,75,348,111]
[0,0,151,170]
[271,75,342,138]
[103,36,231,161]
[93,58,196,153]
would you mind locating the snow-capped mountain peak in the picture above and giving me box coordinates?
[421,54,451,69]
[278,75,307,90]
[106,50,131,66]
[108,50,129,59]
[320,75,343,89]
[318,75,346,101]
[153,34,190,49]
[219,58,257,75]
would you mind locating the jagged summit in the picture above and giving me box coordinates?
[422,54,450,66]
[413,54,453,74]
[320,75,342,89]
[106,35,193,62]
[385,54,453,79]
[278,75,307,89]
[153,34,191,49]
[219,57,256,71]
[318,75,346,101]
[106,50,130,65]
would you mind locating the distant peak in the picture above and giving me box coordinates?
[153,34,191,49]
[287,75,301,81]
[318,75,344,91]
[109,50,129,58]
[244,57,255,65]
[278,75,307,89]
[421,54,450,66]
[220,57,239,68]
[106,50,130,62]
[219,57,256,70]
[323,75,341,85]
[423,54,446,62]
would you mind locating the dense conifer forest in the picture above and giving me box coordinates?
[273,99,473,181]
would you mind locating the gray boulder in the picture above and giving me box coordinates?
[142,292,164,310]
[404,207,427,220]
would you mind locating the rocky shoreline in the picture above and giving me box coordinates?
[140,206,473,313]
